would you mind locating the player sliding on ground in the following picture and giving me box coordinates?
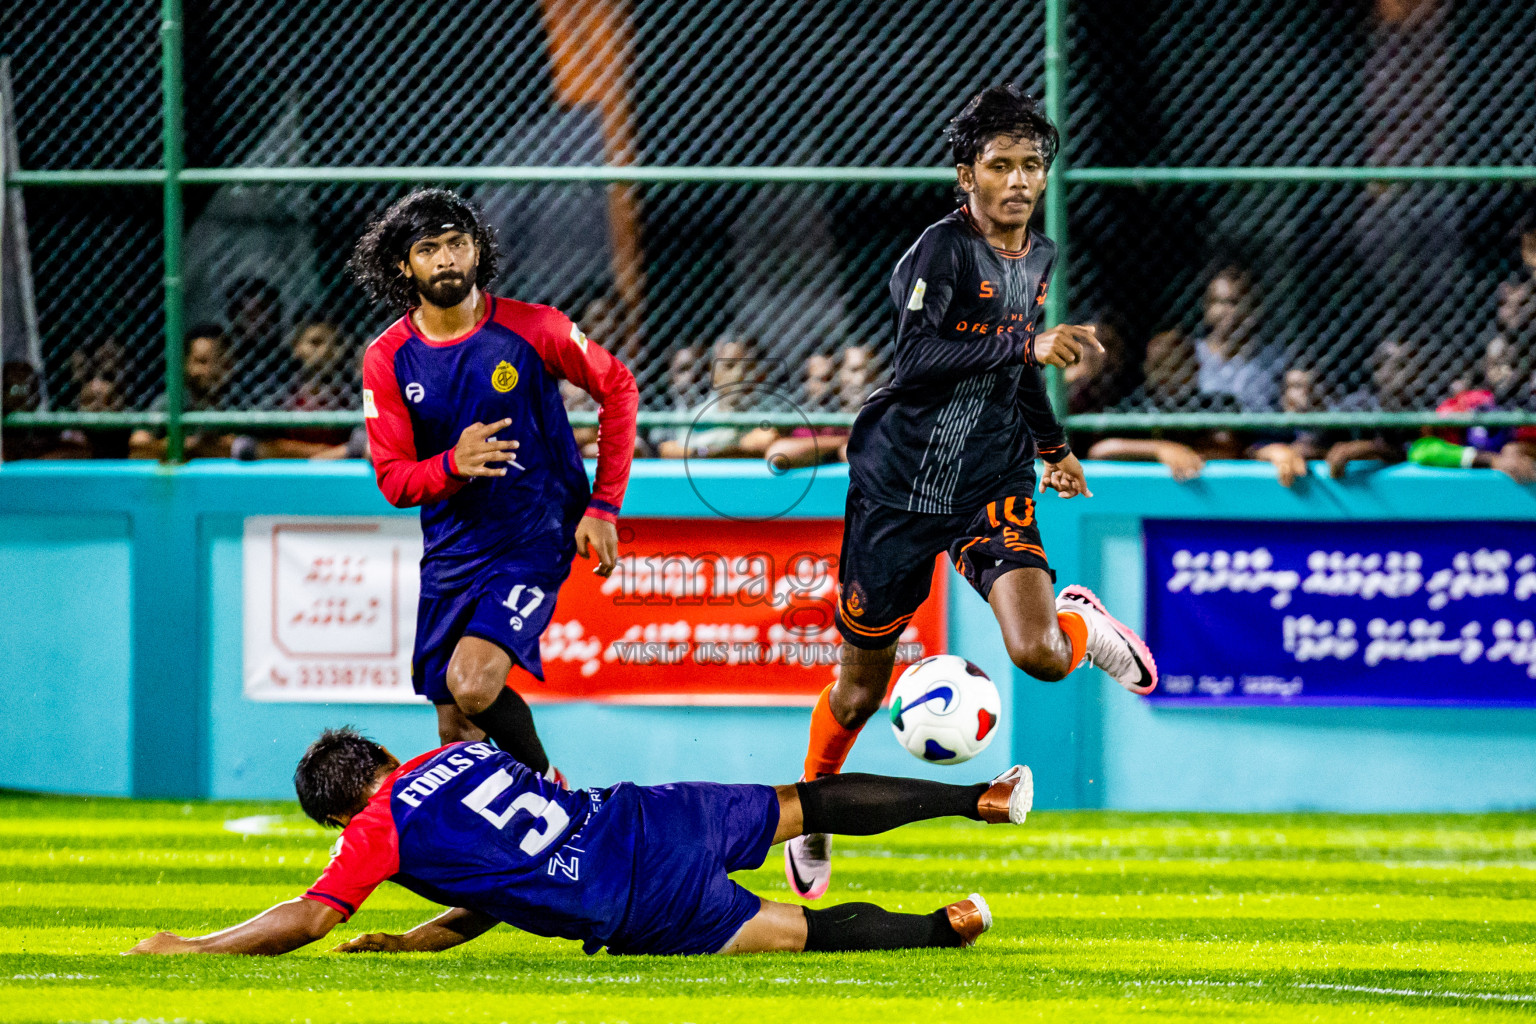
[786,84,1158,899]
[127,729,1032,957]
[351,190,638,777]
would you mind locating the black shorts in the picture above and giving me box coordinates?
[835,481,1054,650]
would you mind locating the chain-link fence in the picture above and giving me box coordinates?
[1063,0,1536,428]
[4,0,1536,457]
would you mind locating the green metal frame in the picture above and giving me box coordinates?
[6,0,1536,451]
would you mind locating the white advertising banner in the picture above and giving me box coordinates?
[243,517,423,703]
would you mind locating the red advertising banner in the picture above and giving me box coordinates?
[522,519,947,704]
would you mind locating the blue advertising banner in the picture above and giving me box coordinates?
[1144,520,1536,705]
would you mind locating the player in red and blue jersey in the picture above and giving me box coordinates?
[351,190,639,773]
[127,728,1035,957]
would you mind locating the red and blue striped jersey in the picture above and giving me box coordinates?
[303,742,643,952]
[362,296,638,595]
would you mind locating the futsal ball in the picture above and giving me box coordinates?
[888,655,1001,765]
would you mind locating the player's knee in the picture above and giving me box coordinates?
[1006,636,1070,682]
[445,655,504,712]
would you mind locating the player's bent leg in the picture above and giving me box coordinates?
[1056,584,1159,695]
[789,642,898,900]
[773,768,1033,845]
[804,642,895,780]
[434,703,487,745]
[445,637,551,773]
[717,896,991,954]
[988,566,1078,681]
[716,899,808,954]
[721,896,992,954]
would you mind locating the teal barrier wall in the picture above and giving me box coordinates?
[3,459,1535,810]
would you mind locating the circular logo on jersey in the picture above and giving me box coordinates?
[492,361,519,393]
[404,382,425,403]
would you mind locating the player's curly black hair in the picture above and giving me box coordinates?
[946,83,1059,170]
[348,189,502,312]
[294,727,397,827]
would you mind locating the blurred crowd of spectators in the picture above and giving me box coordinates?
[2,276,367,462]
[1073,215,1536,485]
[5,216,1536,485]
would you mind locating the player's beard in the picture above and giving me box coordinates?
[415,264,477,309]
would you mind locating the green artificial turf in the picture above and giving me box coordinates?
[2,793,1535,1022]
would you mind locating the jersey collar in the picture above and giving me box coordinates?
[960,205,1032,260]
[405,292,496,347]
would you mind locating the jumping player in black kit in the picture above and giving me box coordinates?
[787,85,1159,899]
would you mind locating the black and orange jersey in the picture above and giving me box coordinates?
[845,207,1068,515]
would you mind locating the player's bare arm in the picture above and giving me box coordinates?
[333,906,499,954]
[127,898,342,956]
[790,86,1158,902]
[574,515,619,577]
[451,418,520,478]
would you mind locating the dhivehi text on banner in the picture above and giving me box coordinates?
[244,516,947,705]
[1144,519,1536,705]
[525,518,945,704]
[243,516,422,702]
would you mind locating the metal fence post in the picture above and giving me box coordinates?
[1042,0,1069,419]
[160,0,185,462]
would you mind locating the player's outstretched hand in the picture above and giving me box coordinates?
[125,931,194,954]
[575,515,619,577]
[1039,453,1093,499]
[452,419,520,478]
[332,932,409,953]
[1032,324,1103,369]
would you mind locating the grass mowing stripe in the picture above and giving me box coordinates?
[3,795,1535,1022]
[1296,982,1536,1003]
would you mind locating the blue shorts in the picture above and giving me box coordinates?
[604,781,780,956]
[412,557,572,704]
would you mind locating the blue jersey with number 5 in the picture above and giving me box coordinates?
[304,743,641,950]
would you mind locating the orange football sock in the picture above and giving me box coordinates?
[1058,610,1088,673]
[804,684,863,780]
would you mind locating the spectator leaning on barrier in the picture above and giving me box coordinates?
[803,352,836,410]
[130,325,253,460]
[1066,314,1128,415]
[1406,285,1536,482]
[647,344,705,453]
[64,336,124,411]
[260,318,357,459]
[1243,367,1332,488]
[763,344,880,471]
[1193,265,1278,412]
[224,277,286,406]
[1088,329,1243,482]
[57,372,131,459]
[1312,337,1421,478]
[656,334,775,460]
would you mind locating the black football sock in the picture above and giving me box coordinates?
[466,687,550,774]
[796,773,988,835]
[802,903,964,951]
